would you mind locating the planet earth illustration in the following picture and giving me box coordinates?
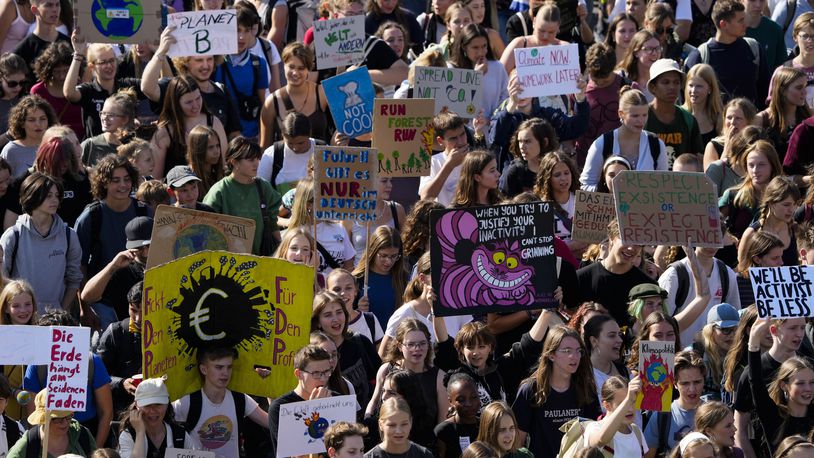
[91,0,144,40]
[173,225,229,258]
[645,362,668,385]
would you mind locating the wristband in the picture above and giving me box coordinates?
[73,53,86,61]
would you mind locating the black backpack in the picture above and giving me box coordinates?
[125,421,186,449]
[24,421,94,458]
[669,259,730,313]
[3,415,21,449]
[84,199,149,270]
[601,131,662,166]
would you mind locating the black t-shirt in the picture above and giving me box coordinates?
[433,421,479,458]
[734,352,782,414]
[5,171,92,227]
[339,333,382,409]
[101,262,145,319]
[268,390,304,458]
[364,443,434,458]
[576,261,656,326]
[154,77,242,136]
[75,78,144,138]
[364,35,401,70]
[13,33,70,74]
[364,9,424,55]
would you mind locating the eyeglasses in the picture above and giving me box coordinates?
[402,341,429,350]
[94,58,117,67]
[100,112,126,119]
[51,414,74,424]
[655,26,674,35]
[302,369,332,379]
[556,348,583,357]
[799,33,814,42]
[715,326,735,335]
[640,45,663,54]
[377,253,402,261]
[4,79,25,88]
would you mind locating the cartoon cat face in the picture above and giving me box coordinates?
[470,240,533,290]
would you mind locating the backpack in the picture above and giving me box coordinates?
[221,55,262,121]
[183,389,247,438]
[7,225,71,276]
[3,414,21,449]
[24,421,93,458]
[669,259,730,313]
[85,200,149,270]
[783,0,797,35]
[601,131,662,166]
[557,417,645,458]
[698,37,760,69]
[125,422,186,449]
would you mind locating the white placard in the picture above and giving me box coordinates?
[167,9,238,57]
[0,326,51,364]
[749,266,814,319]
[514,44,581,99]
[313,15,365,70]
[46,326,90,412]
[165,448,216,458]
[276,395,357,458]
[413,66,482,118]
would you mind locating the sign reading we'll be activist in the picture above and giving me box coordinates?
[313,15,365,69]
[413,66,482,118]
[314,146,378,222]
[750,266,814,319]
[514,44,581,99]
[167,10,238,57]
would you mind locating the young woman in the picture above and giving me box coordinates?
[583,314,628,398]
[80,90,139,167]
[380,253,435,355]
[721,306,772,406]
[258,111,317,195]
[376,21,410,65]
[31,42,83,141]
[0,53,25,133]
[477,402,533,458]
[0,280,32,421]
[432,2,473,58]
[604,14,639,69]
[350,176,406,262]
[668,433,715,458]
[117,378,192,458]
[694,401,743,458]
[735,231,785,306]
[117,138,155,182]
[699,303,739,403]
[152,76,228,178]
[500,118,558,197]
[364,397,434,458]
[310,331,354,397]
[366,369,437,450]
[738,176,801,267]
[567,302,610,334]
[327,268,382,346]
[596,156,631,194]
[452,151,502,207]
[683,64,723,148]
[704,101,759,191]
[0,0,33,54]
[274,226,315,265]
[186,125,225,197]
[501,1,569,74]
[435,373,481,458]
[774,436,814,458]
[581,87,668,190]
[463,0,504,56]
[615,30,661,101]
[784,13,814,109]
[584,376,646,457]
[511,325,601,458]
[627,312,682,372]
[756,67,812,162]
[534,152,584,256]
[0,95,55,178]
[352,226,409,327]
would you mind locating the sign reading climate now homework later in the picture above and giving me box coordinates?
[514,44,580,98]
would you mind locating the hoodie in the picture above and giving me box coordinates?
[0,213,83,312]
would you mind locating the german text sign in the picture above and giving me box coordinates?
[167,10,238,57]
[514,44,580,98]
[276,395,357,458]
[429,203,557,317]
[749,266,814,319]
[372,98,435,177]
[613,171,721,247]
[636,341,674,412]
[572,190,616,243]
[142,252,313,400]
[413,66,482,118]
[313,15,365,69]
[314,146,378,222]
[322,67,375,137]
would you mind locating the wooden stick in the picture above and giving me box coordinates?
[41,415,51,458]
[313,215,319,277]
[363,220,371,297]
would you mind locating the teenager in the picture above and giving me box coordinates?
[418,112,472,206]
[327,269,383,346]
[324,421,369,458]
[738,176,801,267]
[364,397,434,458]
[585,376,647,457]
[11,0,68,70]
[476,402,533,458]
[435,373,481,458]
[117,378,193,458]
[693,401,743,458]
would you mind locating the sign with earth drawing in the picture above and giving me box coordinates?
[146,205,256,269]
[76,0,164,45]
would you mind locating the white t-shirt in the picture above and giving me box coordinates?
[172,390,259,458]
[348,311,385,343]
[554,193,576,241]
[249,37,282,90]
[314,221,356,275]
[384,304,473,340]
[0,415,23,457]
[584,421,648,458]
[117,423,195,458]
[419,152,462,207]
[258,139,314,188]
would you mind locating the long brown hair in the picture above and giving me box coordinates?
[627,312,681,371]
[186,125,224,196]
[383,318,434,368]
[765,67,812,135]
[757,176,801,227]
[158,76,209,152]
[617,30,658,81]
[403,252,431,303]
[723,305,759,392]
[452,150,502,207]
[352,225,407,310]
[534,151,579,216]
[477,402,520,453]
[401,200,445,260]
[523,325,596,407]
[732,140,782,209]
[695,401,736,458]
[736,230,784,276]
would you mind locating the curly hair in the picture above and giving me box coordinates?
[90,154,139,200]
[34,41,75,86]
[533,151,579,215]
[7,95,57,140]
[401,200,445,260]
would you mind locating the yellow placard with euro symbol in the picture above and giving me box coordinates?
[142,251,313,401]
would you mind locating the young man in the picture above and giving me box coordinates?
[576,219,656,326]
[166,166,215,212]
[684,0,770,109]
[323,422,368,458]
[268,345,333,458]
[173,347,268,458]
[742,0,787,70]
[12,0,69,72]
[418,112,470,206]
[643,350,706,457]
[238,1,281,93]
[575,43,623,169]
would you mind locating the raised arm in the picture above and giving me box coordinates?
[140,27,176,102]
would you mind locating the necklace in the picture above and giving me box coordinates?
[292,86,311,113]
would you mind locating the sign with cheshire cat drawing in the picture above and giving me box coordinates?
[429,203,557,317]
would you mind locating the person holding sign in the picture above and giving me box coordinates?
[364,397,434,458]
[738,176,802,268]
[117,378,193,458]
[500,2,570,74]
[584,376,646,457]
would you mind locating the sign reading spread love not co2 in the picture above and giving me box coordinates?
[413,66,482,118]
[313,15,365,70]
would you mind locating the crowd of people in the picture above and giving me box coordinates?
[0,0,813,456]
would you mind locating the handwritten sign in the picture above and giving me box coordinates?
[147,205,256,269]
[514,44,580,99]
[429,203,557,317]
[166,449,215,458]
[749,266,814,319]
[314,146,378,222]
[613,171,722,247]
[313,15,365,69]
[166,9,238,57]
[142,252,313,400]
[413,66,482,118]
[372,99,434,177]
[572,190,616,244]
[276,395,357,458]
[75,0,164,45]
[322,67,375,138]
[636,341,674,412]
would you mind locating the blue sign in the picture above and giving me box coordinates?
[322,67,375,138]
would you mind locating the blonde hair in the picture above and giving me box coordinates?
[682,64,723,129]
[408,50,446,86]
[619,86,649,113]
[289,177,316,228]
[0,280,36,325]
[273,227,315,261]
[378,397,412,427]
[732,140,782,209]
[477,402,519,453]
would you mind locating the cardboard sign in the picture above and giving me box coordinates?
[749,266,814,319]
[0,326,51,364]
[276,395,357,458]
[371,99,435,177]
[413,67,482,118]
[429,203,557,317]
[166,9,237,57]
[313,15,365,69]
[75,0,164,45]
[572,190,616,244]
[514,44,581,99]
[314,146,378,222]
[613,171,722,247]
[166,449,216,458]
[142,252,313,401]
[322,67,375,138]
[636,341,675,412]
[147,205,256,269]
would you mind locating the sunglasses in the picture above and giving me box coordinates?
[655,25,674,35]
[4,79,25,88]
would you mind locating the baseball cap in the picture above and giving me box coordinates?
[707,303,740,329]
[166,166,201,189]
[125,216,153,249]
[134,378,169,408]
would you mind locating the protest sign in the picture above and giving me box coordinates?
[313,15,365,69]
[166,449,215,458]
[572,190,616,244]
[514,44,581,99]
[276,395,357,458]
[166,9,237,57]
[413,66,482,118]
[612,171,722,247]
[75,0,164,45]
[371,99,435,177]
[142,252,313,400]
[429,202,557,317]
[636,341,675,412]
[749,266,814,319]
[314,146,378,222]
[322,67,375,138]
[147,205,256,269]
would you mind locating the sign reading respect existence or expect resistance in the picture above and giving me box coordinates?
[514,44,581,99]
[166,9,238,57]
[413,66,482,118]
[750,266,814,319]
[612,171,722,247]
[371,99,435,177]
[314,146,378,222]
[313,15,365,70]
